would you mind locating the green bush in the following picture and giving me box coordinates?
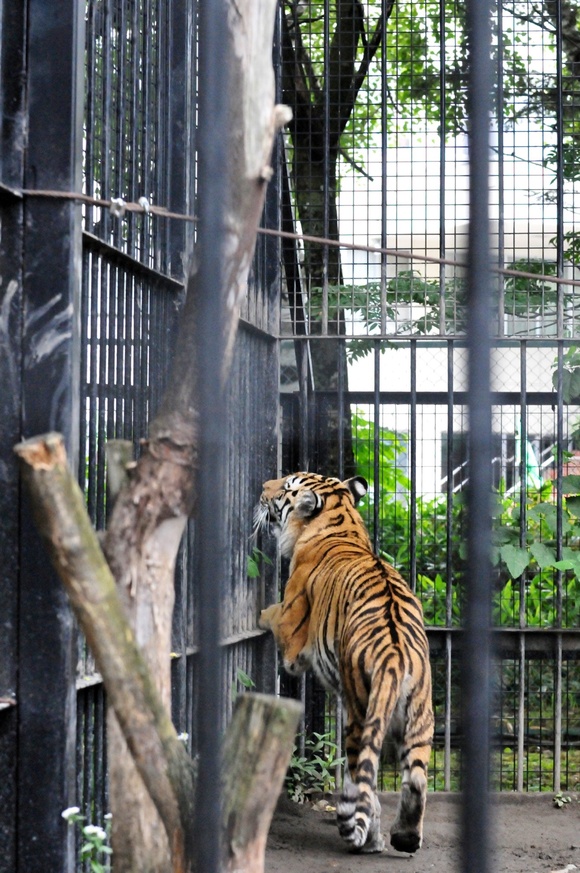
[352,410,580,629]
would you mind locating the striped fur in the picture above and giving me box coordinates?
[256,472,434,854]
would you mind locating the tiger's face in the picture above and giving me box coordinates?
[254,472,368,558]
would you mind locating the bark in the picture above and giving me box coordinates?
[222,694,302,873]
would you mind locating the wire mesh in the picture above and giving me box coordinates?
[276,0,580,800]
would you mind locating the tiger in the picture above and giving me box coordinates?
[255,472,434,855]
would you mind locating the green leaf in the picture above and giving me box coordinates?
[560,475,580,494]
[529,542,556,569]
[565,496,580,516]
[554,560,575,571]
[500,544,530,579]
[246,556,260,578]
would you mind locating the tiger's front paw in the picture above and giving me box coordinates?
[258,603,281,631]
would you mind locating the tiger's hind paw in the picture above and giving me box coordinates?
[360,825,384,853]
[337,783,384,852]
[336,782,367,849]
[390,828,422,854]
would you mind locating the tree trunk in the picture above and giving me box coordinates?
[15,433,302,873]
[222,694,302,873]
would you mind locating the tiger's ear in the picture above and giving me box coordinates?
[294,490,322,519]
[343,476,368,505]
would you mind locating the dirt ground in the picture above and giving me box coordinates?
[266,792,580,873]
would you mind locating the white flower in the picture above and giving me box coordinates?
[104,813,112,821]
[83,825,107,841]
[61,807,80,822]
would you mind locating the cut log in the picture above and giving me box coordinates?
[222,694,302,873]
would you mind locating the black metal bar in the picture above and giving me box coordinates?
[18,1,85,869]
[194,0,230,869]
[337,338,345,479]
[0,2,26,867]
[519,343,528,625]
[445,340,454,619]
[554,0,565,338]
[314,389,559,407]
[409,339,417,592]
[167,0,194,279]
[373,341,381,553]
[495,0,505,337]
[462,0,494,862]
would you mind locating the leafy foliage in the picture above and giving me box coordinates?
[246,547,273,579]
[352,410,580,629]
[286,732,345,803]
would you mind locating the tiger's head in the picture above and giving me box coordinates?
[253,471,368,558]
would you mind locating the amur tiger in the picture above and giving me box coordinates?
[255,472,434,855]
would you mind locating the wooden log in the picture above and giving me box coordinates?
[222,694,302,873]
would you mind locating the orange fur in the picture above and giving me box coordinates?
[256,472,433,854]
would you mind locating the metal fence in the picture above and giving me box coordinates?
[276,0,580,809]
[0,1,279,870]
[2,0,580,871]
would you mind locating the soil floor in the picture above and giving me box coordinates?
[266,792,580,873]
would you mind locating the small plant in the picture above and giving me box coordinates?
[246,547,272,579]
[286,732,345,804]
[231,667,256,702]
[553,792,573,809]
[61,807,112,872]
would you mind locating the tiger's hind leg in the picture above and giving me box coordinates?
[337,771,384,853]
[389,682,433,854]
[336,706,385,853]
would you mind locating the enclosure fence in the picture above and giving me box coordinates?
[1,0,579,871]
[276,0,580,804]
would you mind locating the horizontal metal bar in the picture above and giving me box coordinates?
[237,317,278,342]
[82,231,184,291]
[311,390,558,406]
[427,627,580,654]
[284,335,580,350]
[185,627,269,656]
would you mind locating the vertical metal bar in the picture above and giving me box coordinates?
[554,341,564,790]
[373,341,381,553]
[517,635,525,791]
[194,1,229,870]
[167,0,194,279]
[462,0,494,862]
[19,0,85,868]
[554,0,565,339]
[445,340,454,620]
[380,3,388,335]
[517,343,527,792]
[338,337,345,478]
[496,0,505,336]
[438,0,447,335]
[321,0,330,335]
[444,340,454,790]
[409,339,417,592]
